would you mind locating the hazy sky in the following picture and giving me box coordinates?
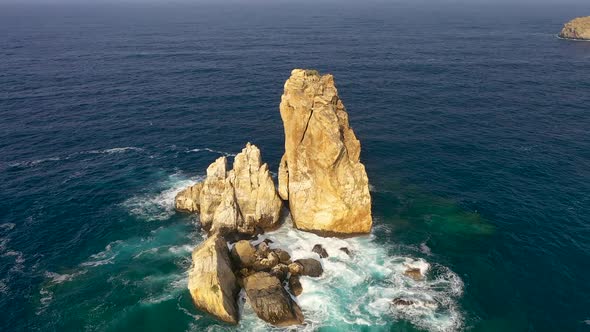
[1,0,589,4]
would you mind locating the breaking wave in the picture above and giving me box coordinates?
[202,217,464,332]
[122,173,204,221]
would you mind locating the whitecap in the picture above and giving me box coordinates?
[84,147,144,154]
[36,287,55,316]
[79,240,121,267]
[420,242,432,255]
[7,156,62,168]
[179,302,202,321]
[3,250,25,273]
[0,223,16,231]
[187,147,236,157]
[168,244,194,255]
[39,289,53,305]
[44,270,87,284]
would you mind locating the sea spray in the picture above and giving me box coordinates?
[122,173,204,221]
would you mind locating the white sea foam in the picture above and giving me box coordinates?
[122,173,204,221]
[6,146,145,169]
[556,34,590,42]
[85,147,144,154]
[187,147,236,157]
[79,240,122,267]
[218,216,464,332]
[8,157,62,167]
[39,289,53,305]
[420,242,433,255]
[168,244,194,255]
[0,223,16,231]
[44,270,87,284]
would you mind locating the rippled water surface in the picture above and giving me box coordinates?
[1,2,590,331]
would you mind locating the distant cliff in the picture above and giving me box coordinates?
[559,16,590,40]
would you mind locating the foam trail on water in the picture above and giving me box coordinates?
[6,146,145,168]
[187,147,236,157]
[84,147,144,154]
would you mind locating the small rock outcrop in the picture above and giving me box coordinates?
[243,272,304,326]
[294,258,323,277]
[278,69,372,235]
[188,234,239,324]
[403,268,424,281]
[176,143,282,235]
[175,182,203,213]
[559,16,590,40]
[339,247,352,256]
[312,244,329,258]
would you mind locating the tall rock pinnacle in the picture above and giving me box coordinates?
[278,69,372,235]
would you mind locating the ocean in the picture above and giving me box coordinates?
[1,1,589,331]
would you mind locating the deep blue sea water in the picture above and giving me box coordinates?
[1,1,590,331]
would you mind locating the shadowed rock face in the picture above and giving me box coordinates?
[559,16,590,40]
[278,69,372,235]
[187,234,239,324]
[243,272,304,326]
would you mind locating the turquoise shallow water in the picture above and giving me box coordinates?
[1,2,590,331]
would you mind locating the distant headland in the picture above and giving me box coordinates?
[559,16,590,40]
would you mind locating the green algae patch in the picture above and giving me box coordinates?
[371,182,495,239]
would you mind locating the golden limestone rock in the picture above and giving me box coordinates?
[559,16,590,40]
[278,69,372,235]
[233,143,282,230]
[243,272,304,326]
[175,143,282,235]
[199,157,228,231]
[175,182,203,213]
[187,233,239,324]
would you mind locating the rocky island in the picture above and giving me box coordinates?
[559,16,590,40]
[175,69,379,326]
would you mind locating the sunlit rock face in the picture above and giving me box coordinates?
[559,17,590,40]
[278,69,372,235]
[176,143,282,235]
[175,182,203,213]
[187,233,239,324]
